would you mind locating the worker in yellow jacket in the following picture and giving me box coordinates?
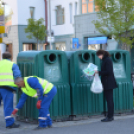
[0,52,21,128]
[12,76,57,130]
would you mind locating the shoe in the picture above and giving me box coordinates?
[34,126,47,130]
[6,123,20,129]
[101,117,114,122]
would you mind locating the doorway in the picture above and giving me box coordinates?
[88,44,101,50]
[55,42,66,51]
[6,44,13,57]
[23,44,37,51]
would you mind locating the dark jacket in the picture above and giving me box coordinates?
[99,56,117,90]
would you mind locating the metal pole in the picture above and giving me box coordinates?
[49,0,52,50]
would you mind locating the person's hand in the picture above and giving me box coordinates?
[36,100,42,109]
[12,109,18,116]
[95,71,98,74]
[94,71,98,76]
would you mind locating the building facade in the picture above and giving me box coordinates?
[1,0,46,61]
[50,0,80,51]
[74,0,118,51]
[50,0,118,51]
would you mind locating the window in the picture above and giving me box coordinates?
[82,0,94,14]
[23,44,37,51]
[88,44,101,51]
[88,0,93,13]
[30,7,35,19]
[69,4,72,23]
[75,2,78,15]
[56,43,66,51]
[56,6,65,25]
[82,0,87,14]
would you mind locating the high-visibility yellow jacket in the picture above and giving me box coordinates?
[0,60,17,87]
[21,76,54,98]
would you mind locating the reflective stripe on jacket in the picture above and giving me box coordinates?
[0,60,17,87]
[21,76,54,98]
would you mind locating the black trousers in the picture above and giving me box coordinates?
[104,89,114,118]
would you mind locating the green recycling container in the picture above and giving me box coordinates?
[104,50,133,113]
[69,50,104,116]
[17,50,71,121]
[65,51,75,83]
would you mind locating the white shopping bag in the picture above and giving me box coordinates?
[90,74,103,94]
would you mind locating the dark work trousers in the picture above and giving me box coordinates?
[104,89,114,118]
[0,88,14,127]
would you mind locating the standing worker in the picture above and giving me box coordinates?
[12,76,57,130]
[95,50,117,122]
[0,52,21,128]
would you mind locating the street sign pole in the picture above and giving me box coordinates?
[47,37,55,44]
[49,0,52,50]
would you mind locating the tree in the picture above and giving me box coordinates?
[25,18,46,49]
[0,5,4,16]
[93,0,134,49]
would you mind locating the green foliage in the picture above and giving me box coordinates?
[25,18,46,45]
[93,0,134,48]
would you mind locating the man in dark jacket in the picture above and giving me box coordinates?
[96,50,117,122]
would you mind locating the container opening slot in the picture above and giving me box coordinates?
[83,53,90,61]
[49,54,56,62]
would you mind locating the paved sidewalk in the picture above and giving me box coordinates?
[1,105,134,134]
[1,103,134,134]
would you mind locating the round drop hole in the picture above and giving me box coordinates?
[47,53,57,64]
[114,53,121,62]
[82,53,90,62]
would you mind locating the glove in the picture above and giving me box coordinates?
[12,109,18,116]
[36,100,42,109]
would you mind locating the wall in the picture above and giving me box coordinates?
[54,34,74,50]
[75,12,119,50]
[3,25,19,62]
[17,0,46,51]
[75,13,102,49]
[0,43,6,60]
[17,0,45,25]
[3,0,46,62]
[4,0,18,25]
[4,0,45,25]
[107,39,118,50]
[18,25,37,51]
[50,0,79,36]
[18,25,45,51]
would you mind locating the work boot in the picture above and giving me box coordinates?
[34,126,47,130]
[6,123,20,129]
[101,117,114,122]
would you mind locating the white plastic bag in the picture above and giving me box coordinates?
[90,74,103,94]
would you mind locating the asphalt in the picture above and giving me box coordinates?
[1,104,134,134]
[1,98,134,134]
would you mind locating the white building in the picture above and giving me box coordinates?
[49,0,80,51]
[49,0,119,51]
[1,0,46,61]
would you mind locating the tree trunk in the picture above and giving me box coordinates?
[37,38,39,50]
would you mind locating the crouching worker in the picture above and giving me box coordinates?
[12,76,57,130]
